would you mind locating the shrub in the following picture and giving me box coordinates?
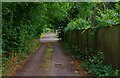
[64,18,91,32]
[96,9,120,26]
[82,51,119,77]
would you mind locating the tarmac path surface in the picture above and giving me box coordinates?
[15,33,79,76]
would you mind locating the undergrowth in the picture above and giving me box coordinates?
[62,43,119,77]
[2,38,40,76]
[82,52,119,77]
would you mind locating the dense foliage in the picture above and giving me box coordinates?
[2,2,71,55]
[3,3,40,54]
[64,18,91,31]
[82,52,119,76]
[63,2,120,32]
[3,2,119,54]
[96,8,119,26]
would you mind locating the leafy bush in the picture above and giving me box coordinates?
[96,9,120,26]
[2,3,41,55]
[82,51,119,77]
[88,52,104,65]
[89,64,118,76]
[81,60,90,70]
[64,18,91,32]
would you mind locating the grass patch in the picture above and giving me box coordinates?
[43,45,53,71]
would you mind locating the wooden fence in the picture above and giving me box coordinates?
[62,24,120,69]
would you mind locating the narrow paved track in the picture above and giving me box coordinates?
[48,43,79,76]
[15,33,79,76]
[15,44,47,76]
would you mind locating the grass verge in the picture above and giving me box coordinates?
[2,38,40,76]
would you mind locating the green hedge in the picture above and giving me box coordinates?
[2,3,43,55]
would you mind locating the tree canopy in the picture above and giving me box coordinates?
[2,2,120,54]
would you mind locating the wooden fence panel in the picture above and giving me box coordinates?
[103,26,119,68]
[88,28,96,53]
[77,30,84,52]
[74,30,78,46]
[118,26,120,70]
[63,25,120,69]
[97,27,105,52]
